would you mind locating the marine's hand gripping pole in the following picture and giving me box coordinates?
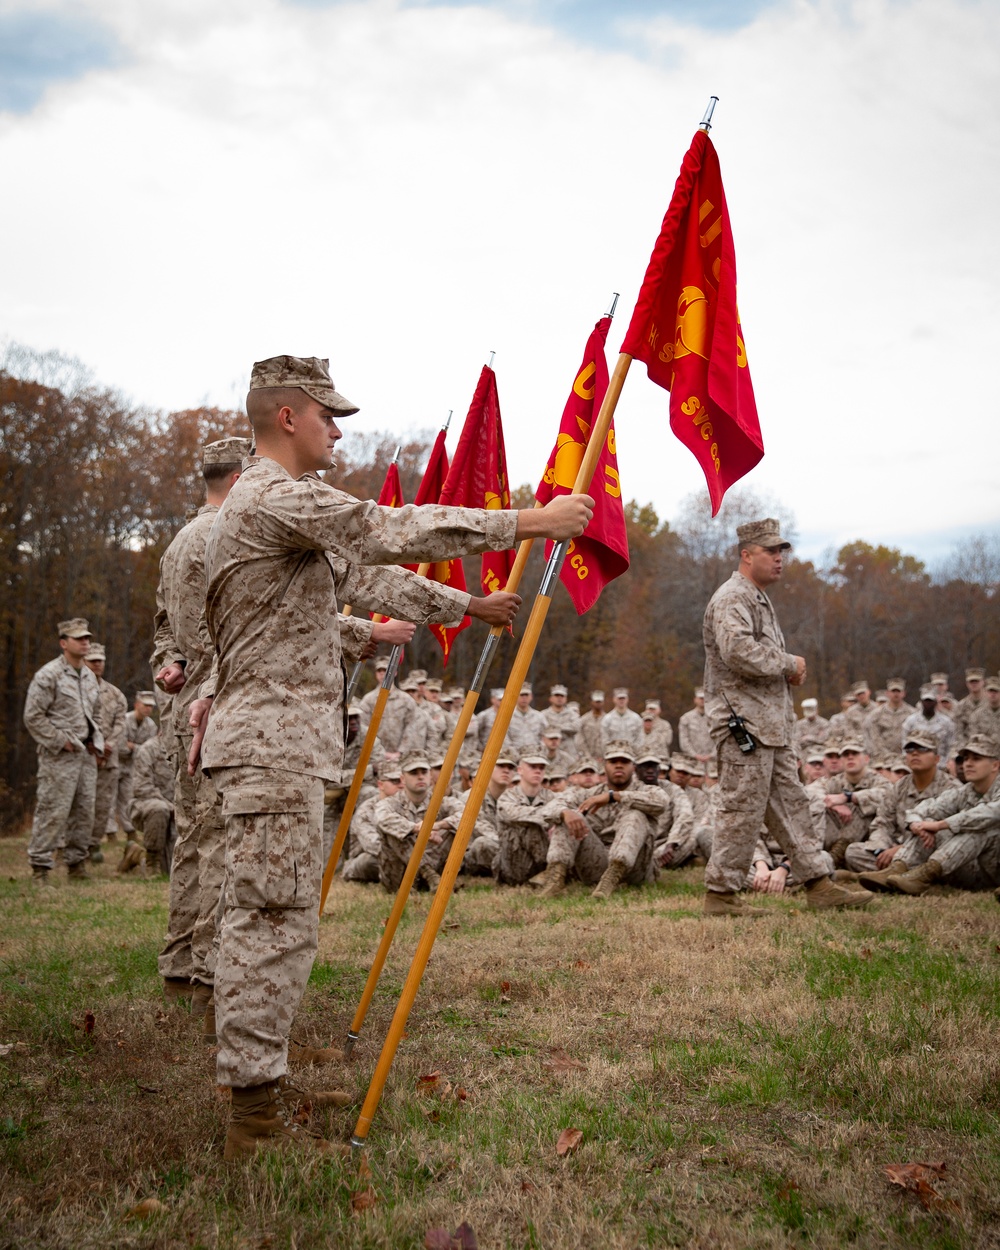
[350,348,633,1148]
[343,534,536,1055]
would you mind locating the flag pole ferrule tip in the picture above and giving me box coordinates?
[344,1031,359,1056]
[699,96,719,131]
[350,1135,368,1151]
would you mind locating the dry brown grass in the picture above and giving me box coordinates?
[2,833,999,1249]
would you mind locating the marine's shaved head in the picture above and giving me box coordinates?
[245,386,308,436]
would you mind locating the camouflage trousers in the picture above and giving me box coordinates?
[844,840,894,874]
[158,738,225,985]
[212,765,325,1089]
[343,851,380,882]
[116,766,136,833]
[898,827,1000,889]
[379,829,453,893]
[91,763,119,849]
[322,783,376,874]
[130,798,173,873]
[706,740,829,895]
[548,810,654,886]
[658,821,713,868]
[27,749,97,870]
[463,830,499,876]
[495,824,549,885]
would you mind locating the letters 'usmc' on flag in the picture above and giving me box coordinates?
[535,316,629,614]
[620,128,763,515]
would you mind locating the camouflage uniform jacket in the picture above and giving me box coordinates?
[807,767,888,840]
[359,689,429,755]
[702,571,798,747]
[496,785,562,842]
[376,788,463,841]
[350,794,381,858]
[23,656,103,756]
[864,701,915,761]
[969,703,1000,744]
[544,775,668,846]
[540,746,576,778]
[866,770,960,851]
[150,504,221,740]
[542,705,582,750]
[682,784,710,823]
[330,729,386,791]
[202,455,514,779]
[656,780,695,846]
[506,706,547,755]
[119,711,158,770]
[422,703,450,755]
[954,693,986,749]
[907,774,1000,834]
[678,708,712,758]
[133,735,174,807]
[600,708,644,753]
[94,678,127,767]
[640,717,674,761]
[792,714,830,755]
[843,701,876,737]
[577,712,605,762]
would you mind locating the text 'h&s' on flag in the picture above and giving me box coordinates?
[620,128,762,515]
[535,316,629,614]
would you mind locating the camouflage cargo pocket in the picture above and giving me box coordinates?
[221,784,318,909]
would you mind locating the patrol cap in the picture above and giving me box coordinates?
[544,768,567,782]
[86,643,106,661]
[519,682,533,696]
[202,436,251,466]
[430,756,446,769]
[550,684,568,696]
[410,669,428,683]
[851,680,870,695]
[939,692,956,706]
[871,757,888,769]
[966,667,986,681]
[891,758,912,774]
[249,355,358,415]
[823,741,842,756]
[448,687,465,700]
[636,753,662,767]
[930,672,949,684]
[801,697,818,709]
[373,656,391,670]
[590,690,605,702]
[919,686,937,701]
[670,753,704,776]
[986,676,1000,692]
[425,679,442,692]
[613,687,629,698]
[694,688,705,699]
[875,692,888,703]
[736,517,790,549]
[572,756,600,773]
[641,709,656,720]
[644,699,661,711]
[495,752,516,767]
[490,688,505,699]
[380,763,402,781]
[541,726,562,738]
[903,731,939,751]
[347,704,363,717]
[398,676,418,691]
[518,748,548,766]
[838,740,865,754]
[137,690,158,707]
[604,739,636,761]
[886,677,906,691]
[805,748,826,765]
[58,617,91,639]
[400,751,431,772]
[963,734,1000,759]
[458,751,481,771]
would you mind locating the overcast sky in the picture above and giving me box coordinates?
[2,0,998,565]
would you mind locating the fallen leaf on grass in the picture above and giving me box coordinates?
[544,1048,585,1073]
[357,1153,372,1180]
[556,1128,583,1156]
[84,1011,95,1034]
[455,1086,469,1101]
[351,1186,377,1214]
[520,1180,536,1193]
[0,1044,13,1058]
[125,1198,167,1219]
[884,1161,958,1212]
[418,1071,441,1090]
[572,960,590,971]
[445,921,460,930]
[425,1231,454,1250]
[501,980,511,993]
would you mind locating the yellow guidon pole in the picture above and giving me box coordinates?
[350,348,633,1150]
[342,534,536,1055]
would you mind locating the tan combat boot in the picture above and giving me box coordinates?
[832,869,860,883]
[67,861,90,881]
[828,837,852,869]
[223,1080,345,1162]
[592,859,627,900]
[703,890,766,917]
[420,866,442,892]
[116,841,143,874]
[162,977,191,1005]
[884,859,943,895]
[536,862,568,899]
[804,877,872,910]
[289,1038,346,1065]
[857,860,908,892]
[89,847,105,864]
[190,983,213,1020]
[31,867,54,890]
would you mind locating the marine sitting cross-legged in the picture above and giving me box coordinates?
[188,354,593,1161]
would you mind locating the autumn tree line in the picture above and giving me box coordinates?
[2,347,999,831]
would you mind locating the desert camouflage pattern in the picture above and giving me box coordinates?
[494,786,560,885]
[901,708,955,760]
[505,706,547,756]
[641,715,675,761]
[791,712,830,755]
[577,712,606,764]
[600,707,644,753]
[953,692,985,749]
[863,700,915,761]
[90,676,127,848]
[894,774,1000,887]
[26,749,97,870]
[130,734,175,869]
[358,687,428,756]
[843,769,960,873]
[651,780,694,859]
[211,765,325,1087]
[200,456,510,779]
[969,702,1000,743]
[542,703,582,750]
[545,775,665,882]
[24,655,103,756]
[342,794,381,882]
[321,728,384,868]
[375,788,463,892]
[807,765,888,850]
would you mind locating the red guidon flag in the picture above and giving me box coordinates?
[535,316,629,613]
[410,428,469,663]
[438,365,516,597]
[620,128,762,515]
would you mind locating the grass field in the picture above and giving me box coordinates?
[2,835,999,1249]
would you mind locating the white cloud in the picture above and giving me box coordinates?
[1,0,998,558]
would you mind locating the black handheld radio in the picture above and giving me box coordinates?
[721,692,756,754]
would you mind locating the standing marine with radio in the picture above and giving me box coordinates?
[701,518,871,915]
